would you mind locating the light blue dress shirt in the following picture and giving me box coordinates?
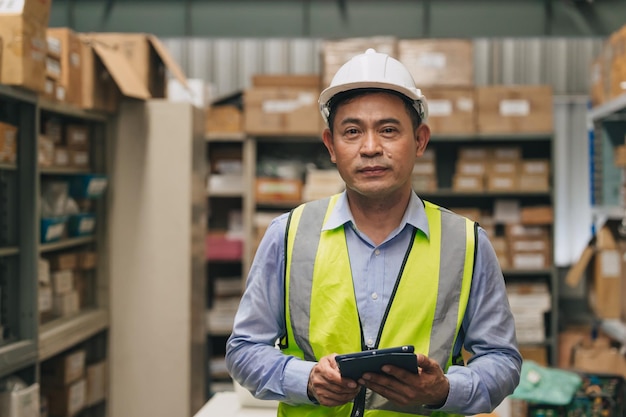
[226,191,522,415]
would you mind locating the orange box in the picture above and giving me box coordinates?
[256,178,303,203]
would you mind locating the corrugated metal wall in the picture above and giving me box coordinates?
[163,37,603,267]
[163,37,604,98]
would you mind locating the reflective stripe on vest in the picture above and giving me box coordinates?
[280,194,475,417]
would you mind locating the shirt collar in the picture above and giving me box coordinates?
[322,191,430,239]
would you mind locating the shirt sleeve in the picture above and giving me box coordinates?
[225,213,317,405]
[438,227,523,415]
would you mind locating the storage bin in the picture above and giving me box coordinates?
[67,213,96,237]
[69,174,108,199]
[41,216,68,243]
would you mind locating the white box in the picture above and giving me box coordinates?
[0,382,40,417]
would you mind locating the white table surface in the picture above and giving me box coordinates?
[194,392,278,417]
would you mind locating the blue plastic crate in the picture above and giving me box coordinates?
[40,217,68,243]
[69,175,108,199]
[67,213,96,237]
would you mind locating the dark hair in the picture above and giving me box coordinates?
[326,88,422,134]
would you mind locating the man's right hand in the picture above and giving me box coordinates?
[307,354,361,406]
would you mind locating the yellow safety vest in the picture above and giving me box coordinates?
[279,194,476,417]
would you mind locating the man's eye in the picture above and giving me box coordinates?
[381,127,397,134]
[345,128,359,135]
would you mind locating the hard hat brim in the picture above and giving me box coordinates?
[318,81,422,109]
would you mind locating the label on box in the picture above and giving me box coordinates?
[47,36,62,56]
[499,99,530,116]
[262,92,315,113]
[457,97,474,112]
[39,285,53,312]
[87,178,108,196]
[600,250,621,277]
[428,100,452,117]
[45,78,54,94]
[54,149,69,166]
[46,57,61,78]
[79,217,95,233]
[71,52,81,67]
[31,37,46,62]
[512,253,545,269]
[0,0,25,13]
[46,223,65,241]
[68,379,86,415]
[417,52,446,69]
[52,270,74,294]
[56,86,66,102]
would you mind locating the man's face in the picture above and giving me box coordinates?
[322,92,430,200]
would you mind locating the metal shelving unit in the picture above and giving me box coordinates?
[0,83,112,415]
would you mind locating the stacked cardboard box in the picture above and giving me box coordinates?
[0,0,51,93]
[244,75,324,136]
[506,223,552,270]
[46,28,83,106]
[452,147,490,192]
[412,148,437,192]
[476,85,553,134]
[41,350,87,417]
[507,282,551,344]
[398,39,475,135]
[594,25,626,104]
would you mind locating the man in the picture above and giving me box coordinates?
[226,48,521,416]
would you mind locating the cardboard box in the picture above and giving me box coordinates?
[65,124,90,150]
[79,36,150,113]
[489,160,519,176]
[39,283,53,313]
[77,251,97,270]
[487,174,518,192]
[0,383,40,417]
[44,378,86,417]
[85,33,188,98]
[421,87,476,134]
[48,252,78,271]
[456,160,487,176]
[0,121,17,163]
[38,134,54,167]
[565,221,625,320]
[42,350,86,386]
[69,149,90,168]
[256,177,303,203]
[520,205,553,225]
[458,147,491,160]
[398,39,474,87]
[452,174,483,192]
[244,87,323,136]
[492,146,522,161]
[53,147,70,167]
[85,361,107,406]
[47,28,83,107]
[476,86,553,134]
[205,105,243,134]
[0,0,51,93]
[572,339,626,378]
[53,290,80,316]
[51,270,74,294]
[519,173,550,192]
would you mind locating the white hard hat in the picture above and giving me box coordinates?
[319,48,428,125]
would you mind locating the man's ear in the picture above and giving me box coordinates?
[415,124,431,156]
[322,128,336,163]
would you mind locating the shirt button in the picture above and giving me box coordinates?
[371,292,378,300]
[374,249,380,256]
[367,338,374,346]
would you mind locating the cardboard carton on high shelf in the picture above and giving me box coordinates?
[41,349,86,386]
[43,378,86,417]
[608,25,626,100]
[421,87,476,134]
[84,33,188,98]
[321,36,398,88]
[0,383,40,417]
[244,75,324,136]
[476,85,553,134]
[79,36,150,113]
[46,28,83,107]
[398,39,474,88]
[0,0,51,93]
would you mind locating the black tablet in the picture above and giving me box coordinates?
[335,345,418,380]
